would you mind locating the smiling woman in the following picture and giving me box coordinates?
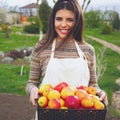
[26,0,108,120]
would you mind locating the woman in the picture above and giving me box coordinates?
[26,0,108,109]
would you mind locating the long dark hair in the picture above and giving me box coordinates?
[35,0,84,52]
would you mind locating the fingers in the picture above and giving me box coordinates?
[30,87,38,106]
[99,91,108,106]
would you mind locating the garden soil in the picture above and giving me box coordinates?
[0,93,35,120]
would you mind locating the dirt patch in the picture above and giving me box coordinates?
[0,93,36,120]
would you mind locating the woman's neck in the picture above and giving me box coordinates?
[56,37,74,43]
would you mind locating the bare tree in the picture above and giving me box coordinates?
[36,0,43,40]
[52,0,91,12]
[0,7,6,24]
[82,0,91,12]
[96,47,107,81]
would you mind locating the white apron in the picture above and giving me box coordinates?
[35,39,90,120]
[41,39,90,88]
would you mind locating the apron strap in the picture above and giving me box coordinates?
[50,39,87,61]
[74,40,87,61]
[50,39,56,58]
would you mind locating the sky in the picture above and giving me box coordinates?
[0,0,120,13]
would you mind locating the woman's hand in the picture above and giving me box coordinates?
[30,87,38,106]
[98,90,108,106]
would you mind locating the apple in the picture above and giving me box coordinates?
[59,98,65,107]
[61,87,74,99]
[54,82,68,92]
[81,97,94,108]
[93,101,105,110]
[42,87,52,97]
[48,98,61,109]
[75,89,88,101]
[37,96,48,108]
[87,86,97,95]
[61,106,68,109]
[48,89,60,100]
[38,84,53,95]
[65,95,80,109]
[89,94,100,103]
[76,86,88,91]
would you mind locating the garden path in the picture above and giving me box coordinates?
[87,35,120,54]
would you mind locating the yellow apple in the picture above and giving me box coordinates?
[94,101,105,110]
[61,87,74,99]
[47,89,60,100]
[38,84,53,95]
[37,96,48,108]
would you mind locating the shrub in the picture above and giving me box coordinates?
[101,24,112,34]
[2,57,13,63]
[6,49,32,59]
[23,23,39,34]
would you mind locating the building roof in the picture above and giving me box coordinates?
[20,3,36,9]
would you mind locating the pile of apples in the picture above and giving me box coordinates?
[37,82,105,110]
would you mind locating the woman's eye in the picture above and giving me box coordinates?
[55,17,62,21]
[68,18,75,22]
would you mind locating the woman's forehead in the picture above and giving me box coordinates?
[55,9,75,17]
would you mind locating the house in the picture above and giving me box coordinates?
[20,3,37,17]
[6,12,21,24]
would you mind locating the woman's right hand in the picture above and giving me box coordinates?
[30,87,38,106]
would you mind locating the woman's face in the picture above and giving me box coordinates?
[55,9,75,40]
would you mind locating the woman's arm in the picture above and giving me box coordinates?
[88,46,108,105]
[26,50,42,105]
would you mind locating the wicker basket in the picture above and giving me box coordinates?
[37,106,107,120]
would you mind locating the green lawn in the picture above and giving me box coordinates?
[84,29,120,47]
[0,64,29,95]
[0,32,39,52]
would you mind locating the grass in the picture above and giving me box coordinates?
[0,64,30,95]
[0,32,39,52]
[84,28,120,47]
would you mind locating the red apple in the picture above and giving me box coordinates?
[65,95,80,109]
[54,82,68,92]
[48,98,61,109]
[76,85,88,91]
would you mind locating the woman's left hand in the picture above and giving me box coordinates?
[98,90,108,106]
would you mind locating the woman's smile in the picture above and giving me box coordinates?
[59,29,69,35]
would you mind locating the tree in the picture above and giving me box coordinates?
[0,6,11,38]
[100,10,120,31]
[85,10,101,28]
[82,0,91,12]
[0,7,6,24]
[36,0,43,40]
[112,12,120,30]
[39,0,52,33]
[52,0,91,12]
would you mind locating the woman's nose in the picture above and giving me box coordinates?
[61,20,67,27]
